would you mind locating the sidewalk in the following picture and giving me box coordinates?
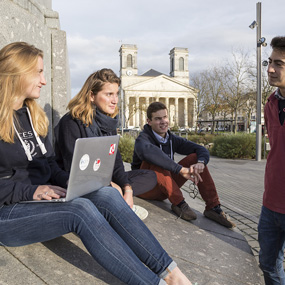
[0,157,265,285]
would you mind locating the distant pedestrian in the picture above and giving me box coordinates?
[258,36,285,284]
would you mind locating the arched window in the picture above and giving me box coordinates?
[179,57,184,71]
[127,54,132,67]
[171,58,174,72]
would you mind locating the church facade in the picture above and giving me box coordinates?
[119,44,198,129]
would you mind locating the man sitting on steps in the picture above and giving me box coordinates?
[132,101,235,228]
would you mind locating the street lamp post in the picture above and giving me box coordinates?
[256,2,262,162]
[249,2,267,161]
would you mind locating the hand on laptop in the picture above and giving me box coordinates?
[33,185,67,200]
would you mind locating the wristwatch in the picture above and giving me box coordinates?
[197,160,205,165]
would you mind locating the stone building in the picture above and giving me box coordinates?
[119,44,198,129]
[0,0,70,136]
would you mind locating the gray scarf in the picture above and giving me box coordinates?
[84,108,118,137]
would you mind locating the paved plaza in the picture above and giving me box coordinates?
[178,155,266,263]
[1,156,267,285]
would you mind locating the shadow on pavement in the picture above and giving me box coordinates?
[42,236,124,285]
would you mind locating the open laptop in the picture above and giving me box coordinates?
[23,135,119,203]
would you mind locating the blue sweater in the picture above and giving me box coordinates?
[132,124,210,173]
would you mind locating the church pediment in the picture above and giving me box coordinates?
[124,75,196,92]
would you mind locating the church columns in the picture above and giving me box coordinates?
[125,95,195,129]
[184,98,188,127]
[175,97,179,125]
[125,95,129,128]
[146,97,149,106]
[165,97,169,111]
[145,97,149,122]
[135,96,139,126]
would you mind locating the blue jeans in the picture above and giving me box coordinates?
[0,187,174,285]
[258,206,285,285]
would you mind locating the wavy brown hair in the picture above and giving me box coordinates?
[0,42,48,143]
[68,68,121,126]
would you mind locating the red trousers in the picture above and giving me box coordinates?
[138,153,220,210]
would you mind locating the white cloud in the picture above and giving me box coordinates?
[53,0,285,97]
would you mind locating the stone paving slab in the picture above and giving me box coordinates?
[204,156,266,219]
[0,246,46,285]
[3,236,123,285]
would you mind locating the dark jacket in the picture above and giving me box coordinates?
[55,110,130,188]
[0,107,68,206]
[263,91,285,214]
[131,124,210,174]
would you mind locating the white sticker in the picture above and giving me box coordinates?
[79,154,90,171]
[93,158,101,172]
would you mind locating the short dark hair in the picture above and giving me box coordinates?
[147,102,167,120]
[270,36,285,53]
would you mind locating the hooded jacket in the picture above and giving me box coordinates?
[263,91,285,214]
[0,107,68,206]
[131,124,209,173]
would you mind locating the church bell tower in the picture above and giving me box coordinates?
[119,44,138,78]
[169,47,189,84]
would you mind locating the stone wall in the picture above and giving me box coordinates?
[0,0,70,137]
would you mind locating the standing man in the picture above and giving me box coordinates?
[132,101,235,228]
[258,36,285,284]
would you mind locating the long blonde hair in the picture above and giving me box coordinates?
[0,42,49,143]
[68,68,121,126]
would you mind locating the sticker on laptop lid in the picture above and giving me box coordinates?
[93,158,101,171]
[79,154,90,171]
[109,144,116,155]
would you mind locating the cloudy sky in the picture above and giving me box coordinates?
[52,0,285,96]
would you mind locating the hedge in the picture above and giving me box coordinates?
[210,133,256,159]
[118,134,135,163]
[118,133,268,162]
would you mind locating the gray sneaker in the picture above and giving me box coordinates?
[171,202,197,221]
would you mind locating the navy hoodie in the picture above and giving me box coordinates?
[132,124,210,173]
[0,107,68,206]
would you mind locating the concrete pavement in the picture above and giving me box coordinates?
[187,156,266,262]
[0,157,265,285]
